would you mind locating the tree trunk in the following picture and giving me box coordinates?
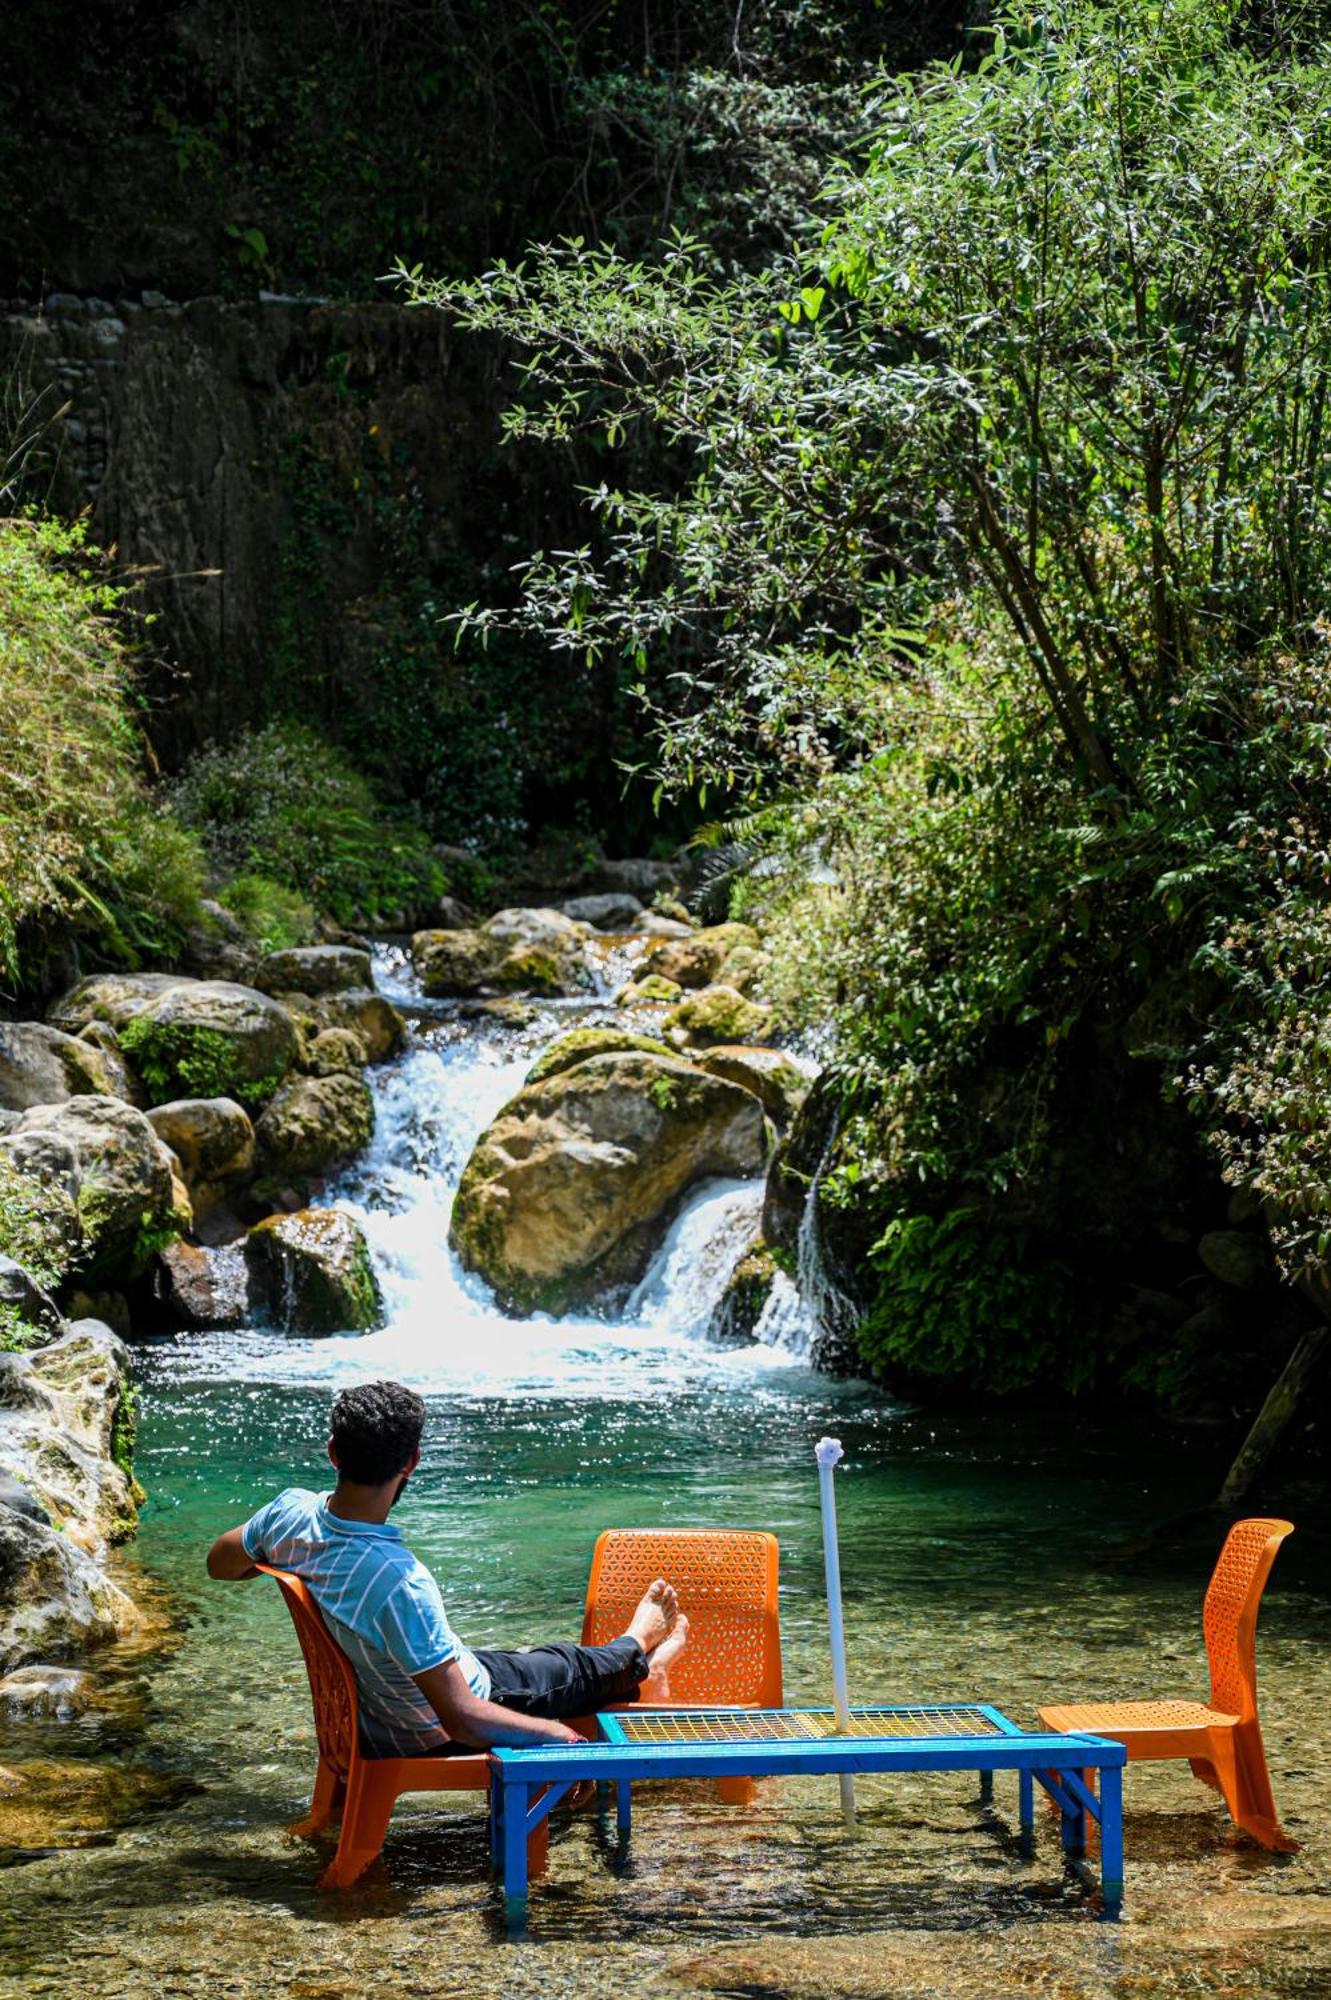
[1215,1320,1329,1509]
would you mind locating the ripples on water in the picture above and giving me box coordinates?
[2,947,1329,1999]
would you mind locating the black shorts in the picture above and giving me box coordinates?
[471,1635,648,1720]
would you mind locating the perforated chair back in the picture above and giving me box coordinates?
[258,1564,360,1775]
[1203,1517,1294,1724]
[582,1528,781,1708]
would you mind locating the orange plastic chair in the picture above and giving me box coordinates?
[256,1563,540,1889]
[582,1528,781,1805]
[1039,1518,1298,1852]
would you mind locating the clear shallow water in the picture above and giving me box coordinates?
[2,954,1329,2000]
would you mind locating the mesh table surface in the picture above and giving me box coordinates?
[610,1705,1005,1746]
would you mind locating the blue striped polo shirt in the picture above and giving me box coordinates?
[241,1487,491,1757]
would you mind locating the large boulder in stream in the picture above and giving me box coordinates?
[450,1042,768,1314]
[412,907,595,999]
[644,922,761,991]
[254,1073,375,1182]
[254,945,373,996]
[2,1098,187,1282]
[246,1208,384,1333]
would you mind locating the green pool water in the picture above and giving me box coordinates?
[2,979,1328,1999]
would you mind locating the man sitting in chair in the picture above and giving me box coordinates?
[207,1379,688,1752]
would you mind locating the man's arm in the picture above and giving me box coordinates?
[206,1526,261,1580]
[412,1659,583,1748]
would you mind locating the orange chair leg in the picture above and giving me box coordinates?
[319,1764,399,1889]
[287,1756,346,1838]
[1189,1755,1222,1793]
[1229,1723,1300,1853]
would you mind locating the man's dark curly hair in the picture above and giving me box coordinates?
[330,1380,426,1485]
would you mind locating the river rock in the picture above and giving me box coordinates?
[255,945,374,996]
[645,922,760,991]
[74,1023,144,1106]
[0,1472,48,1524]
[0,1257,62,1339]
[47,972,184,1035]
[0,1023,126,1112]
[697,1047,810,1125]
[1198,1229,1272,1292]
[307,1026,368,1075]
[116,980,301,1109]
[0,1323,141,1551]
[146,1098,255,1194]
[562,892,643,930]
[664,985,773,1049]
[594,857,682,900]
[246,1208,384,1334]
[451,1049,767,1314]
[616,974,683,1007]
[710,1243,779,1344]
[3,1099,185,1281]
[433,895,477,930]
[412,907,596,999]
[0,1663,91,1719]
[152,1240,247,1329]
[307,989,405,1063]
[527,1028,674,1086]
[634,913,694,939]
[715,944,769,995]
[254,1073,375,1182]
[0,1503,137,1672]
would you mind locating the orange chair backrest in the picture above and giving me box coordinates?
[1202,1517,1293,1723]
[257,1563,361,1777]
[582,1529,781,1708]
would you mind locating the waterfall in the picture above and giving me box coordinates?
[242,945,826,1394]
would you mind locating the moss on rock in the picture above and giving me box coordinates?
[664,985,773,1050]
[527,1027,674,1086]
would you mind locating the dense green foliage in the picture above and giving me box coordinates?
[0,516,206,993]
[415,0,1331,1402]
[173,721,443,928]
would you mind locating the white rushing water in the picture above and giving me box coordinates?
[209,945,827,1399]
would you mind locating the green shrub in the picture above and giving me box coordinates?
[218,873,318,953]
[857,1209,1083,1398]
[174,720,443,927]
[0,514,205,990]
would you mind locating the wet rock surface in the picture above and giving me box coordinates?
[3,1099,184,1282]
[253,1073,375,1184]
[245,1208,383,1334]
[412,906,596,998]
[0,1023,127,1113]
[451,1046,767,1313]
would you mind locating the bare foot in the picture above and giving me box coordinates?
[641,1613,689,1703]
[627,1578,678,1654]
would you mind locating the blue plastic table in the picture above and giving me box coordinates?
[488,1703,1126,1931]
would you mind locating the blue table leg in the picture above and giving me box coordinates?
[489,1777,503,1875]
[596,1779,609,1821]
[1098,1763,1124,1918]
[503,1780,529,1933]
[1018,1767,1034,1853]
[616,1778,632,1840]
[978,1769,994,1805]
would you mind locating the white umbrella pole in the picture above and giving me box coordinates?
[815,1436,857,1832]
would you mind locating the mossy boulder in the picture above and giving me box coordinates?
[308,1026,369,1076]
[450,1050,767,1314]
[117,981,300,1109]
[47,973,184,1035]
[710,1242,779,1344]
[0,1257,62,1343]
[412,907,595,999]
[526,1028,674,1086]
[0,1503,138,1672]
[715,944,769,995]
[3,1099,186,1282]
[245,1208,384,1334]
[697,1047,810,1125]
[664,985,773,1050]
[255,945,373,997]
[306,989,405,1064]
[0,1023,128,1113]
[616,974,683,1008]
[254,1074,375,1181]
[645,922,761,991]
